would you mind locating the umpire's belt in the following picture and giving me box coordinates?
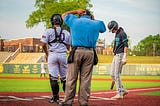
[76,47,93,51]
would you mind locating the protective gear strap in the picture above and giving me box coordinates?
[48,27,66,46]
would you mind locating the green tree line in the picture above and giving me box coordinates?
[132,34,160,56]
[26,0,92,29]
[26,0,160,56]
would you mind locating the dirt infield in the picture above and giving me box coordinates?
[0,87,160,106]
[0,76,160,106]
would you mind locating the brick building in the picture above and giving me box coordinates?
[0,39,4,51]
[0,37,114,55]
[1,38,41,52]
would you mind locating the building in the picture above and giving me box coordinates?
[96,39,105,54]
[1,38,41,52]
[0,37,114,55]
[0,38,4,51]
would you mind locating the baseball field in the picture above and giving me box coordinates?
[0,74,160,106]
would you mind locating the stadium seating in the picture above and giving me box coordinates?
[0,52,13,63]
[9,53,45,63]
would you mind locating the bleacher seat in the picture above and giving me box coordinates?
[0,52,13,63]
[9,53,45,63]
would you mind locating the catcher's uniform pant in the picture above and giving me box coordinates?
[110,53,127,95]
[48,52,67,80]
[63,47,94,105]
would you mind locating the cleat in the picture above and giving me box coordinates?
[49,95,59,104]
[122,90,128,96]
[49,98,58,104]
[111,94,123,99]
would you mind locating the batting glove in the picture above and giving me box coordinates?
[122,53,127,65]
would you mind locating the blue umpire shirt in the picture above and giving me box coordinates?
[64,14,106,48]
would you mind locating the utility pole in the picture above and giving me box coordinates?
[153,43,156,56]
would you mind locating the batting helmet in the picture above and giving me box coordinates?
[108,21,118,32]
[50,14,63,26]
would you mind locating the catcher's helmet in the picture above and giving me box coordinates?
[50,14,63,26]
[108,21,118,32]
[85,10,91,16]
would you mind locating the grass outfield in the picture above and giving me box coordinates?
[139,91,160,96]
[98,55,160,64]
[1,74,160,79]
[0,74,160,92]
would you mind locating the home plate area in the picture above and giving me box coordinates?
[0,87,160,106]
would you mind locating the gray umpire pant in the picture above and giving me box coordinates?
[63,47,94,105]
[110,53,127,95]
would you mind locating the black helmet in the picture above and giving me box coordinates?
[85,10,91,16]
[50,14,63,26]
[108,21,118,32]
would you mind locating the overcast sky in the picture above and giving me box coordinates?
[0,0,160,47]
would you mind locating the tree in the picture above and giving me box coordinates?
[26,0,92,29]
[133,34,160,56]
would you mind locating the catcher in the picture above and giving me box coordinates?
[40,14,71,104]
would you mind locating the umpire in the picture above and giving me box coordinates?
[59,9,106,106]
[40,14,71,103]
[108,20,128,99]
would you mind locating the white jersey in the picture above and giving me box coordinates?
[40,27,71,80]
[41,27,71,54]
[41,62,46,73]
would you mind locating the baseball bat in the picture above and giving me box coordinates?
[110,81,115,90]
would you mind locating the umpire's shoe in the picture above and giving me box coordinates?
[59,102,72,106]
[49,95,59,104]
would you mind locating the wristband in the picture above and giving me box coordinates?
[122,53,126,62]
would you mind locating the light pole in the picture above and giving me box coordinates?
[153,43,156,56]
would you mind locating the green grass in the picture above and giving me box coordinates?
[0,79,51,92]
[139,91,160,96]
[0,79,159,92]
[92,75,160,80]
[91,80,160,91]
[0,74,160,92]
[1,74,160,80]
[98,55,160,64]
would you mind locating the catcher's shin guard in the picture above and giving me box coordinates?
[49,76,59,98]
[61,80,66,92]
